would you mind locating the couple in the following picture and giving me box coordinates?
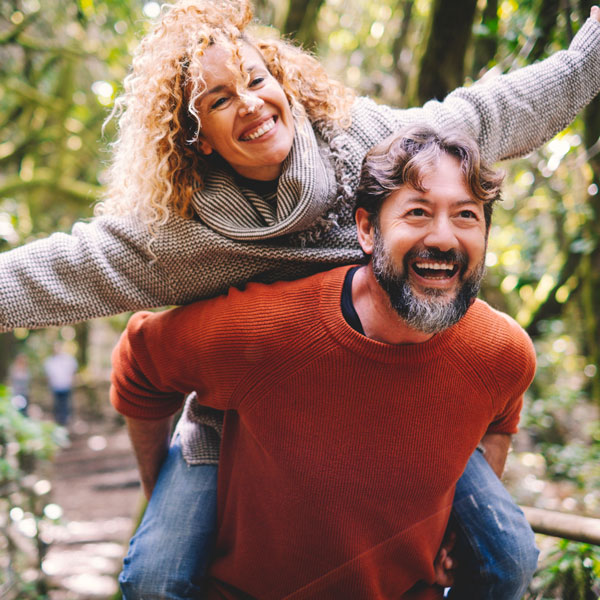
[1,0,599,596]
[112,124,537,599]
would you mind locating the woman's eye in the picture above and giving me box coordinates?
[249,76,265,87]
[210,97,228,110]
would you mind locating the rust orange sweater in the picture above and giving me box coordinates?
[111,266,536,599]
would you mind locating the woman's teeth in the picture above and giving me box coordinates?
[241,117,275,141]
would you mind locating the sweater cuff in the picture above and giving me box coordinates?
[110,385,182,420]
[571,16,600,52]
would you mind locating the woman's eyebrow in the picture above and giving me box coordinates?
[200,84,227,99]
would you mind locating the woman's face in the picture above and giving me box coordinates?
[194,43,295,181]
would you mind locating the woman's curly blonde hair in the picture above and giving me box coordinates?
[97,0,355,234]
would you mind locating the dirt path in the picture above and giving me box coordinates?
[44,418,141,599]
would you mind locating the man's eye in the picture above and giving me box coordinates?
[459,210,477,219]
[408,208,427,217]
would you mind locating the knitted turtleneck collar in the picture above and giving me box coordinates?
[190,117,340,241]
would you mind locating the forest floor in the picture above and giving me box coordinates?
[41,404,140,599]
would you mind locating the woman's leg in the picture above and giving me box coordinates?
[119,434,218,600]
[447,448,539,600]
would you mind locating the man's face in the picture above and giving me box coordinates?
[363,153,488,334]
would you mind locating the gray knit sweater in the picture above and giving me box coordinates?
[2,19,599,462]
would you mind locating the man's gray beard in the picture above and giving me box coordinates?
[371,228,486,334]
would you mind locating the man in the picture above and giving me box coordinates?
[111,125,536,599]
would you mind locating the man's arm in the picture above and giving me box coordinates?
[479,432,512,479]
[125,415,174,500]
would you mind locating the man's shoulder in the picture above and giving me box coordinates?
[467,299,530,341]
[149,266,348,343]
[456,299,535,366]
[214,266,346,317]
[437,300,535,406]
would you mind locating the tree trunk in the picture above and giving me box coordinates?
[529,0,561,62]
[416,0,478,104]
[0,332,16,382]
[392,0,414,101]
[283,0,326,49]
[471,0,498,77]
[578,0,600,401]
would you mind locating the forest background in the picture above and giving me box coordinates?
[0,0,599,598]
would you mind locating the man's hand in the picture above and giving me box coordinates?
[592,6,600,21]
[125,415,174,499]
[433,529,457,587]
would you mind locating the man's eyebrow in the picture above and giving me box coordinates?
[454,198,481,207]
[405,196,479,206]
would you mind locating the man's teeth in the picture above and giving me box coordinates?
[415,262,454,270]
[241,118,275,141]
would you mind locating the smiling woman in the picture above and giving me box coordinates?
[1,0,600,598]
[193,44,295,181]
[99,0,354,227]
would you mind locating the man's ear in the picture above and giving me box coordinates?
[355,207,375,256]
[197,136,213,156]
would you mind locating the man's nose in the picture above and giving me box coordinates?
[238,93,264,116]
[423,216,458,252]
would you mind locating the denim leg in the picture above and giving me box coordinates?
[120,435,218,600]
[447,449,539,600]
[53,390,71,425]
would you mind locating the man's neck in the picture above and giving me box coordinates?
[351,265,435,345]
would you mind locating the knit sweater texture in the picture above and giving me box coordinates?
[111,266,536,600]
[3,18,600,463]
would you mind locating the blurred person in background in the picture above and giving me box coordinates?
[9,353,31,415]
[44,344,78,426]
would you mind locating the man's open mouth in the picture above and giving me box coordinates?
[412,261,459,280]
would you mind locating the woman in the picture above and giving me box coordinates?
[1,0,599,597]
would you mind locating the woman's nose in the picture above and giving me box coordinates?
[238,94,264,116]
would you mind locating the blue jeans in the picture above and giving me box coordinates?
[446,448,539,599]
[120,436,218,599]
[120,441,538,599]
[53,389,71,425]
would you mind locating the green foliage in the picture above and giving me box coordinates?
[0,0,146,247]
[528,540,600,599]
[0,385,67,599]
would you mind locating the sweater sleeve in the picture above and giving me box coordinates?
[110,287,273,419]
[0,214,179,332]
[0,206,299,332]
[351,18,600,164]
[110,305,230,420]
[486,316,537,435]
[110,311,189,420]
